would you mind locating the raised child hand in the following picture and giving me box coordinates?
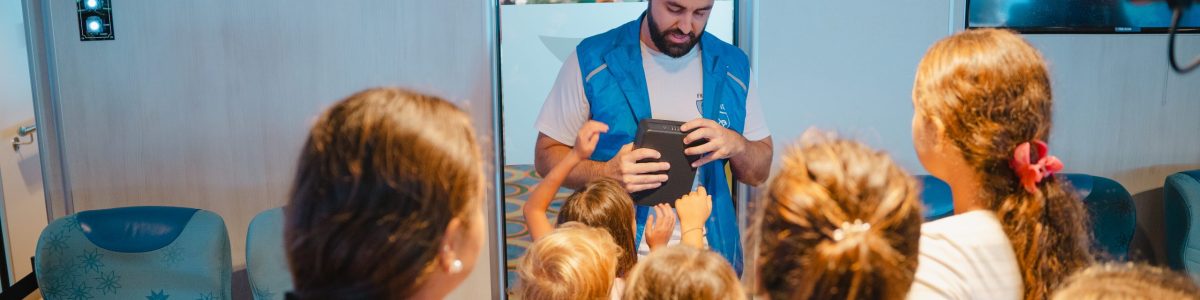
[644,203,676,251]
[675,186,712,233]
[572,121,609,160]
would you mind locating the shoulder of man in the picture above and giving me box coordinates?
[575,21,636,65]
[699,32,750,81]
[700,33,748,62]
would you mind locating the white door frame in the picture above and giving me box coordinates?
[22,0,71,220]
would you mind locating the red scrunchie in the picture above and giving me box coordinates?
[1009,140,1063,194]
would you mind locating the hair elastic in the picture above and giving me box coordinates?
[832,219,871,242]
[1009,140,1064,194]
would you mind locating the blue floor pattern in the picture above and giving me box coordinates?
[504,164,573,295]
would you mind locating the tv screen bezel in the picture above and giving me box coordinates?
[965,0,1200,34]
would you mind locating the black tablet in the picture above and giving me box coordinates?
[630,119,704,207]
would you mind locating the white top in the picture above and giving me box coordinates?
[908,210,1023,300]
[609,277,624,300]
[535,42,770,147]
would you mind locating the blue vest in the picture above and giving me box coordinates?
[575,16,751,273]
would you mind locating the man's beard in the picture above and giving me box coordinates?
[646,11,702,58]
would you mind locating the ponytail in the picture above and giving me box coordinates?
[987,169,1093,299]
[805,219,917,300]
[756,134,924,299]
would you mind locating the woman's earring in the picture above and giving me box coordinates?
[443,245,463,273]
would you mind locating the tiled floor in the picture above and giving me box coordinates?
[502,165,572,293]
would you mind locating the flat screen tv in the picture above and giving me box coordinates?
[968,0,1200,33]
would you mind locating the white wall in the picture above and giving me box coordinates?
[757,0,954,174]
[758,0,1200,187]
[0,0,33,127]
[1030,34,1200,193]
[32,0,500,298]
[757,0,1200,263]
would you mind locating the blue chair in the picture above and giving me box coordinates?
[34,206,231,300]
[1062,173,1137,261]
[917,173,1136,260]
[916,175,954,221]
[246,207,292,300]
[1165,170,1200,280]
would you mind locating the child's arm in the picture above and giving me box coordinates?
[523,152,579,241]
[524,121,608,241]
[675,186,712,249]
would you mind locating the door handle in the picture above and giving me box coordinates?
[17,125,35,136]
[11,124,36,149]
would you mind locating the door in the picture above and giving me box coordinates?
[0,0,48,285]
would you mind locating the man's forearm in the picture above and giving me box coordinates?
[535,134,612,190]
[730,137,773,186]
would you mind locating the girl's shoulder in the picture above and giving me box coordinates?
[909,210,1023,300]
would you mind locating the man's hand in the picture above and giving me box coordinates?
[681,118,749,168]
[644,203,676,251]
[605,144,670,193]
[571,121,609,160]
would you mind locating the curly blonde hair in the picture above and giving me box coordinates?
[517,222,622,300]
[622,246,745,300]
[1052,263,1200,300]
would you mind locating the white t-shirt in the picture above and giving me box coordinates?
[536,42,769,255]
[535,42,770,147]
[609,277,624,300]
[908,210,1023,300]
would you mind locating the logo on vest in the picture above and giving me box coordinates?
[697,96,731,129]
[718,104,730,128]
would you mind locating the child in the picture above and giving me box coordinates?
[517,222,623,300]
[523,121,712,277]
[285,88,486,299]
[622,245,745,300]
[755,133,924,299]
[1052,263,1200,300]
[908,29,1093,299]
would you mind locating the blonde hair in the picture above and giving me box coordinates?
[755,132,924,299]
[1052,263,1200,300]
[622,246,745,300]
[913,28,1093,299]
[558,178,637,276]
[517,222,621,300]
